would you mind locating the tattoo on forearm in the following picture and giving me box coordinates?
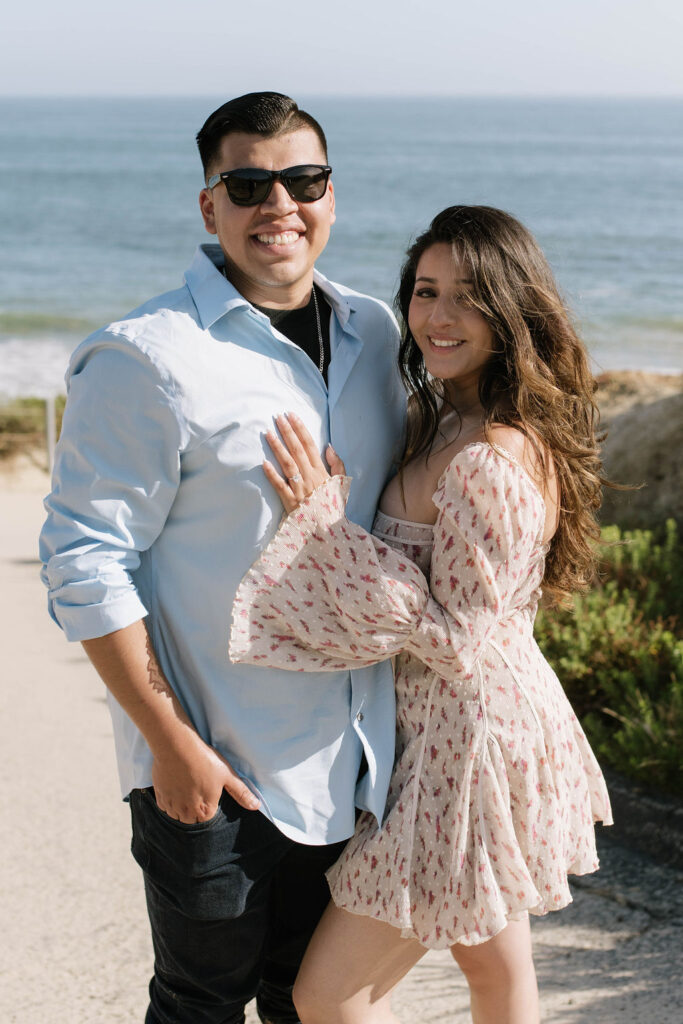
[145,628,174,698]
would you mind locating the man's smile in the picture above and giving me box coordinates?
[254,230,301,246]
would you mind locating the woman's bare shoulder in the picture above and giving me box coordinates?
[485,425,548,476]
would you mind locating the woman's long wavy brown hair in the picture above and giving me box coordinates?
[396,205,605,605]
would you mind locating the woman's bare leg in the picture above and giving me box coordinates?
[293,903,427,1024]
[450,915,540,1024]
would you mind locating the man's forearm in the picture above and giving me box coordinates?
[82,619,194,755]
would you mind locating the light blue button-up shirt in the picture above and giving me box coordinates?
[40,244,406,844]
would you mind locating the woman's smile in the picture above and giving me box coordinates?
[427,335,466,349]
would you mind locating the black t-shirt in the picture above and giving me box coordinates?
[252,285,331,384]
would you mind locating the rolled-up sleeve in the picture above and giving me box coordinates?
[39,335,185,641]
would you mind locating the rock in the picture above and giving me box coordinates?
[596,371,683,530]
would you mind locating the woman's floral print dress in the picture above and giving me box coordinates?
[230,443,612,949]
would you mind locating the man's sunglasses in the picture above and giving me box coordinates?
[206,164,332,207]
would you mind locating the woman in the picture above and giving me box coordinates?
[230,206,612,1023]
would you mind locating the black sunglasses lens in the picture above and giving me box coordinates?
[224,166,329,206]
[282,166,329,203]
[226,170,272,206]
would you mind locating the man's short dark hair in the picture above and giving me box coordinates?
[196,92,328,177]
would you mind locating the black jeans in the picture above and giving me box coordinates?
[130,787,346,1024]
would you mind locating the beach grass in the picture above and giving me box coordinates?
[0,396,65,460]
[536,519,683,796]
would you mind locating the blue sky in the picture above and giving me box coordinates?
[3,0,682,96]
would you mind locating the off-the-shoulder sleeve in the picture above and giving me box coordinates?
[404,445,545,674]
[229,445,545,674]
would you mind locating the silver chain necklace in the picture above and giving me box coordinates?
[311,286,324,374]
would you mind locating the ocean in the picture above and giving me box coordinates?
[1,96,682,398]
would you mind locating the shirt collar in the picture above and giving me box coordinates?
[184,244,249,329]
[185,243,360,336]
[313,269,358,333]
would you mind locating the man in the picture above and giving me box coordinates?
[40,92,405,1024]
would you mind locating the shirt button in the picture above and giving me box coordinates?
[356,712,364,722]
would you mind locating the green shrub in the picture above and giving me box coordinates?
[535,519,683,796]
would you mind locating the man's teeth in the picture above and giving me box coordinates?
[430,338,465,348]
[256,231,299,245]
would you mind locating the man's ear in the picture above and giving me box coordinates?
[199,188,217,235]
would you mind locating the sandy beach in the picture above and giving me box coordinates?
[2,384,682,1023]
